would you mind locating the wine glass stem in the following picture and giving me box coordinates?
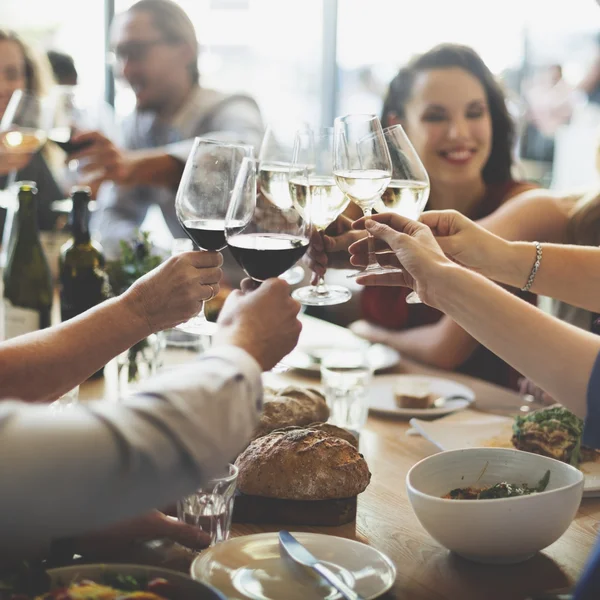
[315,276,327,295]
[363,206,379,271]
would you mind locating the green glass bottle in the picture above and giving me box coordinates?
[59,186,109,322]
[3,181,53,339]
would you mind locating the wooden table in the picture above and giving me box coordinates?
[81,316,600,600]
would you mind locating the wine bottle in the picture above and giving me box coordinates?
[3,181,53,339]
[59,186,109,322]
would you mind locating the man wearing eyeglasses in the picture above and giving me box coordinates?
[68,0,264,259]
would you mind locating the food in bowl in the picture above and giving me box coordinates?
[512,405,597,466]
[406,447,584,564]
[443,469,550,500]
[34,577,174,600]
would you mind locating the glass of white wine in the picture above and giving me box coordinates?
[258,124,307,286]
[376,124,430,303]
[290,127,352,305]
[332,114,392,279]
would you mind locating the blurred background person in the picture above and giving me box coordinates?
[0,29,63,236]
[67,0,264,260]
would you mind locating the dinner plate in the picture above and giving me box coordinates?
[368,374,475,418]
[285,343,400,374]
[191,532,396,600]
[46,564,225,599]
[409,410,600,497]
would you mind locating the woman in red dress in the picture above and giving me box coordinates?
[311,44,547,388]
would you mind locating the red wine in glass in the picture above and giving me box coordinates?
[227,232,308,283]
[181,218,227,251]
[48,126,92,154]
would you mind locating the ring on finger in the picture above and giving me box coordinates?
[205,283,217,301]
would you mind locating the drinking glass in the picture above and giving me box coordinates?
[177,463,238,547]
[333,114,392,279]
[371,124,430,303]
[258,124,306,285]
[225,157,311,285]
[175,138,253,335]
[1,90,52,189]
[320,349,373,436]
[290,127,352,306]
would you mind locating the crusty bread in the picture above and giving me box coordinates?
[235,428,371,500]
[253,386,330,439]
[270,423,359,448]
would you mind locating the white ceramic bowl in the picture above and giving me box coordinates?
[406,448,584,564]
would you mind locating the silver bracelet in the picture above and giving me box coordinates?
[521,242,543,292]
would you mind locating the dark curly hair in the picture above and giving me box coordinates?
[381,43,515,185]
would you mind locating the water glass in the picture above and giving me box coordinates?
[320,349,373,434]
[177,463,238,547]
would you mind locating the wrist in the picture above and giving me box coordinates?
[496,241,536,288]
[420,261,467,310]
[117,289,154,338]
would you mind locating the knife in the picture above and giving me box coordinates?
[278,531,364,600]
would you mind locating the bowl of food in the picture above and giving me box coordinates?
[0,563,226,600]
[406,447,584,564]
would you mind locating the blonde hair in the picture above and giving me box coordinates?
[0,29,54,96]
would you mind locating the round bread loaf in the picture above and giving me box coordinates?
[235,429,371,500]
[272,423,359,449]
[253,386,330,439]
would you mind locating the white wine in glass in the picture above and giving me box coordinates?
[333,114,392,279]
[290,127,352,306]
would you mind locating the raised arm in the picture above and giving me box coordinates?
[0,251,222,402]
[349,214,599,417]
[0,278,302,555]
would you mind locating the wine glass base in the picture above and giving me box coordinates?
[279,265,305,286]
[176,319,218,336]
[292,284,352,306]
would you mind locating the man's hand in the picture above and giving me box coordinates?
[214,278,302,370]
[72,510,210,556]
[305,215,366,284]
[124,251,223,335]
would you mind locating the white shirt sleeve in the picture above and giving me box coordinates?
[0,346,262,554]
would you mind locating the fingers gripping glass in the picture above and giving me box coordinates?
[367,124,430,304]
[258,124,308,285]
[332,114,392,280]
[289,127,352,306]
[175,138,254,335]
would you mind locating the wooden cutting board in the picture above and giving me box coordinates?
[232,492,357,526]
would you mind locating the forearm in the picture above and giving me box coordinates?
[0,347,262,554]
[377,320,478,370]
[0,292,149,402]
[124,150,184,189]
[433,265,600,416]
[489,242,600,313]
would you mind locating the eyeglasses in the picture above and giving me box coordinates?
[107,39,170,66]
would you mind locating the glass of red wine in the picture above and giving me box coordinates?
[225,156,311,286]
[176,138,254,335]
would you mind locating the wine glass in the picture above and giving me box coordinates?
[370,124,430,304]
[332,114,392,279]
[290,127,352,306]
[225,156,311,284]
[258,124,307,285]
[175,138,254,335]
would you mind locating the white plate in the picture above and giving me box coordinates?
[285,343,400,374]
[191,532,396,600]
[368,374,474,418]
[409,410,600,497]
[46,564,225,599]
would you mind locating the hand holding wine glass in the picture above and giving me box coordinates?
[332,114,391,279]
[289,127,352,305]
[175,138,253,335]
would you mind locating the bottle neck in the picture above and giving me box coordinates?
[17,193,40,239]
[71,198,91,244]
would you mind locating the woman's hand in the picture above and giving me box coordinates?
[305,215,366,284]
[0,152,33,177]
[348,213,455,306]
[124,251,223,334]
[419,210,512,279]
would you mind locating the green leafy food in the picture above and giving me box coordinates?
[444,469,551,500]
